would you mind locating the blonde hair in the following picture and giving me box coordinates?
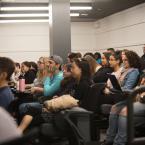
[37,56,50,80]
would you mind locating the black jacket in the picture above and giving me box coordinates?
[24,70,36,84]
[93,67,113,83]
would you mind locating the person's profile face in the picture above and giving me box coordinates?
[122,55,130,69]
[63,66,72,78]
[21,64,29,73]
[37,58,45,70]
[109,55,119,68]
[15,66,20,73]
[101,54,108,66]
[71,62,81,79]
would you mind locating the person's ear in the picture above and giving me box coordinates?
[56,64,60,69]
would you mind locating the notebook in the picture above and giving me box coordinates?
[107,73,122,91]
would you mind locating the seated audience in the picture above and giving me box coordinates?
[31,55,63,97]
[25,57,50,96]
[94,52,102,64]
[101,52,123,104]
[93,52,113,83]
[18,58,91,132]
[107,48,115,54]
[76,52,82,59]
[83,52,95,58]
[56,63,76,96]
[0,57,15,110]
[67,52,78,63]
[11,63,21,84]
[71,58,92,109]
[21,61,36,84]
[29,61,38,76]
[102,50,141,145]
[84,54,102,78]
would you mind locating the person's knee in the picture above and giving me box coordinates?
[110,105,117,114]
[19,103,27,115]
[119,107,127,116]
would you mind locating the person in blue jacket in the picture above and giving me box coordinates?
[18,55,64,132]
[31,55,64,97]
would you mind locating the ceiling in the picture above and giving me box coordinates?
[0,0,145,22]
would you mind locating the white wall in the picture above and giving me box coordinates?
[0,22,95,62]
[0,2,145,62]
[0,23,50,62]
[93,3,145,56]
[71,22,96,54]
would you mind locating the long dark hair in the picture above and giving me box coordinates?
[102,52,112,67]
[73,58,91,81]
[125,50,141,70]
[61,63,75,88]
[111,51,122,65]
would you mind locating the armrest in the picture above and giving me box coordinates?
[60,107,92,117]
[109,88,123,94]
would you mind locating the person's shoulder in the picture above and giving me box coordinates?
[0,86,11,94]
[127,68,140,77]
[131,68,139,73]
[101,66,113,73]
[79,78,91,87]
[0,107,21,143]
[28,69,36,75]
[2,86,14,98]
[55,71,64,79]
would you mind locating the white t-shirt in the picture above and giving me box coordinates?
[107,67,123,88]
[0,107,22,143]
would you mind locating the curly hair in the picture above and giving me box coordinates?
[125,50,141,70]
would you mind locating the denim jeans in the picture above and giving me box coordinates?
[106,101,145,145]
[19,102,43,116]
[106,101,127,145]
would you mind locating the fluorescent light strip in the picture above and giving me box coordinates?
[1,7,49,11]
[0,13,49,17]
[0,19,49,23]
[70,6,92,10]
[70,13,79,16]
[1,6,92,11]
[0,13,79,17]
